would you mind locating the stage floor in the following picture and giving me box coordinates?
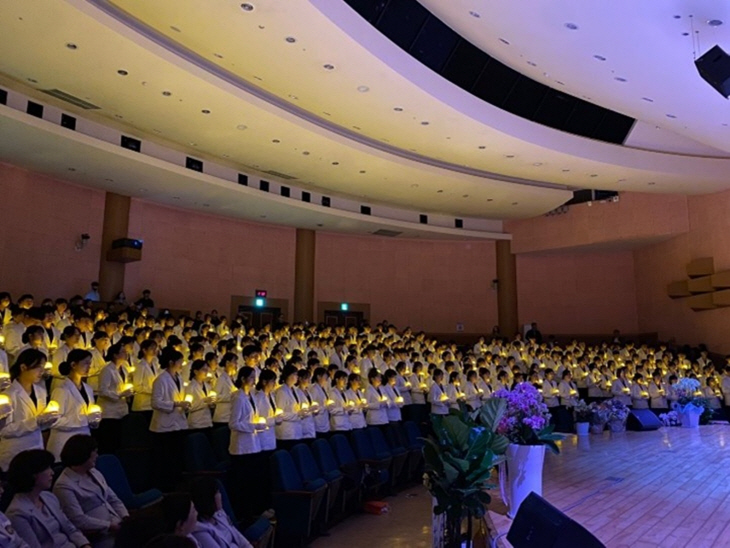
[489,424,730,548]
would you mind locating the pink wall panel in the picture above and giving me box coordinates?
[0,162,104,300]
[517,250,639,335]
[634,189,730,352]
[505,193,689,254]
[314,232,498,333]
[125,199,297,317]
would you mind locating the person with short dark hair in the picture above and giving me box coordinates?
[6,449,91,548]
[190,477,254,548]
[84,283,100,303]
[135,290,155,310]
[0,349,56,471]
[53,435,128,548]
[273,365,304,451]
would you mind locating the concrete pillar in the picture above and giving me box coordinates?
[98,192,131,303]
[496,239,519,338]
[294,228,316,323]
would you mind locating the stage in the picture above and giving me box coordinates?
[488,424,730,548]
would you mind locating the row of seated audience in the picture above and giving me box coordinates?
[0,291,728,546]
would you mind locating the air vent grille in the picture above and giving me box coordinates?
[41,89,100,110]
[372,229,402,237]
[263,170,297,180]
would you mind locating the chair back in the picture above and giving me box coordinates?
[96,454,134,506]
[271,450,306,492]
[312,438,340,475]
[184,432,217,472]
[291,443,324,485]
[329,434,357,466]
[351,428,377,460]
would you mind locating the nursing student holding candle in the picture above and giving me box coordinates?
[327,370,352,433]
[0,349,56,471]
[365,369,390,428]
[212,353,238,428]
[295,369,316,442]
[96,343,133,454]
[308,367,332,439]
[344,373,367,430]
[274,365,304,451]
[185,360,216,433]
[382,369,404,423]
[149,348,190,491]
[131,339,159,420]
[428,369,450,416]
[47,349,98,462]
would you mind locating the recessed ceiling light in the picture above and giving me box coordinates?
[421,121,429,125]
[682,32,690,36]
[648,182,656,185]
[67,167,76,172]
[302,151,310,155]
[201,109,210,114]
[105,178,114,182]
[285,36,296,43]
[593,55,606,61]
[723,123,729,127]
[469,11,480,18]
[512,202,519,205]
[323,64,335,70]
[66,43,77,50]
[117,69,128,76]
[189,142,197,146]
[564,22,579,30]
[533,162,543,166]
[478,145,486,149]
[236,124,247,130]
[505,154,515,158]
[462,194,469,198]
[674,15,681,19]
[162,91,172,96]
[499,38,510,45]
[614,77,627,82]
[359,170,366,174]
[666,114,677,118]
[527,61,537,66]
[436,190,443,193]
[357,85,370,92]
[642,97,654,102]
[708,19,723,26]
[393,107,403,111]
[27,78,37,83]
[241,3,254,11]
[332,162,339,165]
[170,26,181,32]
[272,139,280,143]
[590,174,598,177]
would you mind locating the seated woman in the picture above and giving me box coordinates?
[0,479,30,547]
[190,476,254,548]
[6,449,90,548]
[160,493,199,547]
[53,435,128,548]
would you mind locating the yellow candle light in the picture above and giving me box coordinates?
[122,383,133,393]
[420,383,427,390]
[184,394,193,403]
[87,404,101,415]
[45,400,60,414]
[256,417,267,425]
[347,400,355,407]
[440,393,448,402]
[396,396,404,404]
[0,394,10,406]
[275,408,283,416]
[301,402,309,410]
[208,390,217,399]
[0,372,9,379]
[44,362,52,371]
[0,334,5,344]
[127,366,136,374]
[360,398,367,405]
[326,399,335,406]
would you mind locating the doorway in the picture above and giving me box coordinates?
[324,309,364,328]
[238,305,282,330]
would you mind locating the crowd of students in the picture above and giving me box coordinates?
[0,290,727,547]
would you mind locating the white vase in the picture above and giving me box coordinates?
[500,443,545,519]
[678,409,701,428]
[576,422,590,436]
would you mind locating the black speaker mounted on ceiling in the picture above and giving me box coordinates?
[695,45,730,98]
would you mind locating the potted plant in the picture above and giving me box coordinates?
[573,400,592,435]
[423,399,509,548]
[588,402,609,434]
[604,398,629,432]
[658,410,681,427]
[492,383,562,519]
[672,378,708,428]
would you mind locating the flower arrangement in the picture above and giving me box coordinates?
[493,383,561,454]
[589,402,610,426]
[573,399,592,423]
[672,378,707,413]
[603,398,630,422]
[658,410,681,427]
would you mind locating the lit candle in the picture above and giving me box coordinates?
[44,362,52,371]
[127,366,136,374]
[45,400,60,414]
[87,404,102,415]
[0,372,9,379]
[208,390,217,399]
[326,399,335,406]
[256,417,267,425]
[395,396,404,404]
[184,394,193,403]
[301,402,309,410]
[275,408,283,416]
[0,334,4,344]
[360,398,367,405]
[420,383,427,390]
[440,393,448,402]
[122,383,133,393]
[347,400,355,408]
[0,394,10,406]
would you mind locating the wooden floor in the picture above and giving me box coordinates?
[313,426,730,548]
[489,425,730,548]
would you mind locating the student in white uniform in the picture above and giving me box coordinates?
[274,365,304,452]
[185,360,216,433]
[47,349,98,463]
[96,343,133,454]
[149,348,190,492]
[630,374,650,409]
[87,332,111,392]
[365,369,390,428]
[0,349,56,471]
[611,367,633,407]
[328,371,352,433]
[345,374,367,430]
[132,339,159,420]
[229,366,265,521]
[53,434,128,548]
[295,369,316,442]
[212,353,238,428]
[648,370,668,414]
[382,369,404,423]
[308,367,332,438]
[428,369,449,416]
[463,370,482,411]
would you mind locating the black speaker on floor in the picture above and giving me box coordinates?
[695,45,730,98]
[507,493,605,548]
[627,409,661,431]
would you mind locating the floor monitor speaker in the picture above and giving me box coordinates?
[627,409,661,431]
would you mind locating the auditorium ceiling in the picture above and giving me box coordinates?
[0,0,729,236]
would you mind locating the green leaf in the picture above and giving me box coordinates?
[422,439,444,474]
[478,398,507,432]
[441,415,471,451]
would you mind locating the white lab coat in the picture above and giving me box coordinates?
[274,384,303,440]
[228,390,261,455]
[149,370,188,433]
[365,384,389,425]
[97,363,130,420]
[253,390,277,450]
[308,384,331,434]
[0,381,48,471]
[344,388,367,429]
[47,379,94,462]
[185,379,214,430]
[428,383,449,415]
[212,372,235,424]
[132,359,158,412]
[327,386,352,432]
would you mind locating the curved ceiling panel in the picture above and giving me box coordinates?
[418,0,730,155]
[94,0,730,197]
